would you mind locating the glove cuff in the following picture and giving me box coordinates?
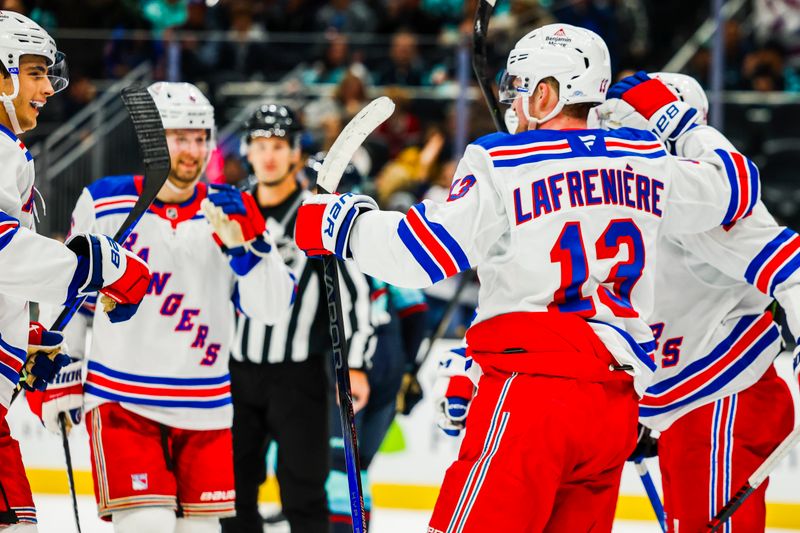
[446,375,475,401]
[647,100,699,144]
[622,78,678,120]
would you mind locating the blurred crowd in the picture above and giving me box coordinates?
[5,0,800,228]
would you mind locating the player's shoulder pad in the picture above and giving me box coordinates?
[0,123,32,162]
[471,129,578,151]
[86,174,140,201]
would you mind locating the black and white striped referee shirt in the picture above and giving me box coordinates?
[230,185,375,368]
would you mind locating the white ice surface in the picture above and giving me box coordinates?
[29,496,798,533]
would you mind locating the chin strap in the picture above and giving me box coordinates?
[520,95,566,129]
[2,99,23,135]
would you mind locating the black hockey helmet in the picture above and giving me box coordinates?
[243,103,302,147]
[302,151,365,193]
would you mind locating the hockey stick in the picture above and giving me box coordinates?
[473,0,507,133]
[59,413,81,533]
[316,96,395,533]
[11,85,170,404]
[634,459,666,532]
[13,85,168,533]
[707,423,800,531]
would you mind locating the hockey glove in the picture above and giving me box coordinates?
[433,347,481,437]
[26,357,83,435]
[22,322,71,392]
[627,423,658,462]
[296,193,378,260]
[202,185,271,255]
[66,233,152,323]
[607,70,699,144]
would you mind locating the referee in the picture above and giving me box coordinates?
[220,104,375,533]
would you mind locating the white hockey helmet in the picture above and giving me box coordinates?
[0,10,69,134]
[651,72,708,125]
[148,82,216,176]
[499,24,611,126]
[147,81,215,131]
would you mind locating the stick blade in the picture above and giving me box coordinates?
[115,85,171,241]
[316,96,395,194]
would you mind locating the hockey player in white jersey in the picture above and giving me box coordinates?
[295,24,762,532]
[0,10,151,531]
[594,72,797,532]
[34,82,296,533]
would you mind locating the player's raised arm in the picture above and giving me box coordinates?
[296,146,506,288]
[600,71,760,235]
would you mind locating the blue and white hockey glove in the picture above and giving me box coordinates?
[296,193,378,260]
[26,357,83,436]
[433,347,481,437]
[202,185,273,275]
[607,70,699,144]
[66,233,152,323]
[21,322,71,392]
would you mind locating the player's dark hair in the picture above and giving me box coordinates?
[0,63,8,79]
[538,76,596,120]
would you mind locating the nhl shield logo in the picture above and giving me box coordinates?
[166,207,178,220]
[131,473,149,491]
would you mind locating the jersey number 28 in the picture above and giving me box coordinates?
[549,218,645,318]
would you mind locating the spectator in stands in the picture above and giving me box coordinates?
[202,0,271,82]
[265,0,318,33]
[141,0,188,34]
[334,70,370,121]
[375,0,444,35]
[301,32,356,85]
[373,87,421,159]
[315,0,376,33]
[742,40,800,92]
[372,29,427,86]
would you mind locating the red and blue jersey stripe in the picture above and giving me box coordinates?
[744,228,800,296]
[603,137,667,158]
[85,360,231,409]
[714,149,759,226]
[0,211,20,252]
[397,202,471,284]
[0,333,25,387]
[88,175,141,220]
[640,312,779,418]
[21,188,35,214]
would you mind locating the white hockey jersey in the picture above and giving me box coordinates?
[0,125,81,408]
[60,175,296,430]
[641,199,799,431]
[349,126,759,395]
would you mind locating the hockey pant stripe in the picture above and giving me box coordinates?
[447,373,517,533]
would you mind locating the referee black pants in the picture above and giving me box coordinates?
[221,358,331,533]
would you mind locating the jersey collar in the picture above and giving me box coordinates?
[134,176,208,228]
